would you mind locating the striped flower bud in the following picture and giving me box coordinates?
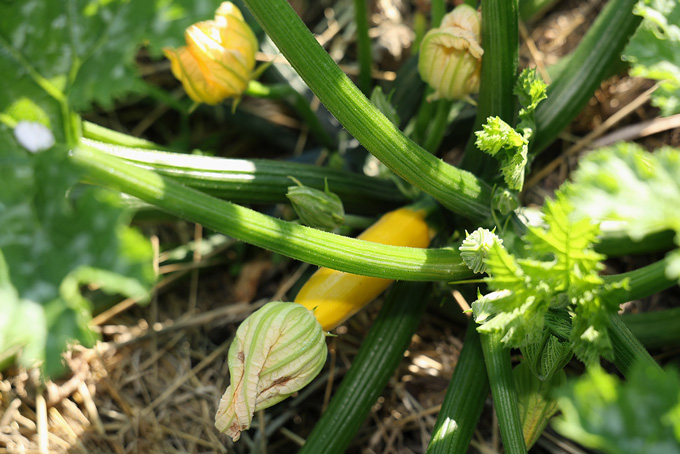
[418,4,483,101]
[215,302,327,441]
[164,2,258,105]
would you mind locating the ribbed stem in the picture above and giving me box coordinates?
[601,254,678,303]
[532,0,642,153]
[621,306,680,349]
[608,314,661,376]
[427,322,489,454]
[242,0,493,218]
[480,332,528,454]
[460,0,519,179]
[81,138,407,214]
[298,281,430,454]
[353,0,372,96]
[71,144,473,281]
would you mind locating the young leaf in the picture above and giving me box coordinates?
[554,364,680,454]
[472,194,624,364]
[474,68,547,190]
[623,0,680,116]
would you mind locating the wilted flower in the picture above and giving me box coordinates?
[286,177,345,231]
[215,302,327,441]
[418,4,483,101]
[164,2,258,105]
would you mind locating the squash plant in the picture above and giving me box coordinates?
[1,0,679,452]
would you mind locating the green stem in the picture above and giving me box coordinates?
[242,0,493,219]
[82,121,161,149]
[532,0,642,154]
[621,307,680,349]
[431,0,446,27]
[460,0,519,179]
[298,281,430,454]
[71,144,473,281]
[608,314,661,376]
[427,322,489,454]
[480,332,528,454]
[595,229,676,257]
[245,80,335,149]
[601,254,678,304]
[353,0,372,96]
[82,138,407,214]
[422,100,455,153]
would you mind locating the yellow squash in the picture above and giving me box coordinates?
[294,207,431,331]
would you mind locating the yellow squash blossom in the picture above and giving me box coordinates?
[418,4,483,101]
[164,2,258,105]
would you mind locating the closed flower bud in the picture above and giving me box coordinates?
[215,302,327,441]
[459,227,501,274]
[418,4,483,101]
[286,178,345,231]
[164,2,257,105]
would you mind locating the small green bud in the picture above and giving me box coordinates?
[286,177,345,231]
[459,228,502,274]
[418,4,483,101]
[492,187,520,215]
[215,301,328,441]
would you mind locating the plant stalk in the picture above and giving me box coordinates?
[71,144,473,281]
[353,0,372,96]
[241,0,493,219]
[82,138,407,214]
[460,0,519,179]
[532,0,642,153]
[480,332,528,454]
[427,321,489,454]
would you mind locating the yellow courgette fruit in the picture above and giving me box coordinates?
[294,207,431,331]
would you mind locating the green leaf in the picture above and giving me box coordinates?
[554,364,680,454]
[565,143,680,284]
[566,143,680,239]
[514,67,548,122]
[623,0,680,116]
[473,194,622,364]
[0,0,217,113]
[0,128,154,377]
[475,116,525,157]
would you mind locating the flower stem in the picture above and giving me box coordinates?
[71,144,473,281]
[460,0,519,179]
[353,0,372,96]
[242,0,492,219]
